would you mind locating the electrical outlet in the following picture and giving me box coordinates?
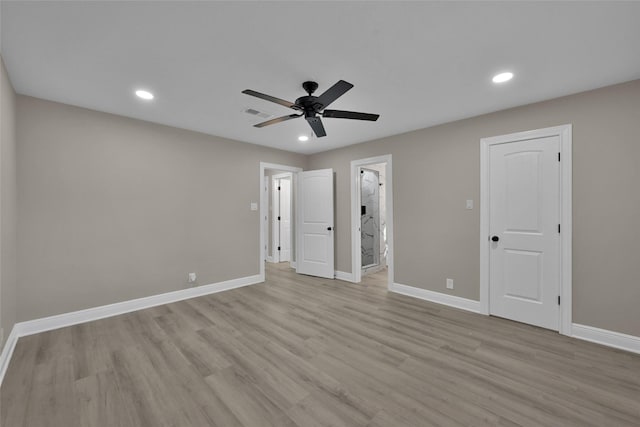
[446,278,454,289]
[188,272,197,284]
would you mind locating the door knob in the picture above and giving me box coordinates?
[491,235,499,242]
[327,227,332,231]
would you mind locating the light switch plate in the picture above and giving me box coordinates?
[466,199,473,210]
[250,202,258,211]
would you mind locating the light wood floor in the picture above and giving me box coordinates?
[2,263,639,426]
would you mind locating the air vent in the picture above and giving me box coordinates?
[243,107,272,119]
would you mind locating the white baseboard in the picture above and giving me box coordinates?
[390,282,481,313]
[335,270,356,283]
[266,256,274,263]
[16,274,263,337]
[571,323,640,355]
[0,326,20,387]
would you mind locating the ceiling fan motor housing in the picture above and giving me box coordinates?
[296,95,324,116]
[302,81,319,95]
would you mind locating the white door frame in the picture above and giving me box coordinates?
[350,155,394,288]
[260,162,303,282]
[479,124,572,335]
[271,172,292,263]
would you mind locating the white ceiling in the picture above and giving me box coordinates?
[2,1,639,154]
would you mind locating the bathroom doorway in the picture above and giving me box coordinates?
[350,155,394,288]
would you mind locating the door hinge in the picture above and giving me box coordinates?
[558,152,561,162]
[558,295,561,305]
[558,224,561,233]
[277,246,281,251]
[277,216,281,221]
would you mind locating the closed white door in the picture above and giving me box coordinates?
[489,136,560,330]
[297,169,334,278]
[279,178,292,262]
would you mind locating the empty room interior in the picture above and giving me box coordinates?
[1,1,640,426]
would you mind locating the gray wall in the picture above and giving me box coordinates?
[308,79,640,337]
[17,96,307,321]
[10,77,640,338]
[0,56,17,346]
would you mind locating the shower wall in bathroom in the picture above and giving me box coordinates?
[361,168,380,267]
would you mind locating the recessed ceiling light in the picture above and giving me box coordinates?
[135,89,154,100]
[492,72,514,83]
[298,135,309,142]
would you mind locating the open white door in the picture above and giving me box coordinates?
[297,169,334,279]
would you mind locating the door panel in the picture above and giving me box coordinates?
[297,169,334,279]
[489,136,560,330]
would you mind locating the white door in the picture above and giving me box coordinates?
[297,169,334,278]
[489,136,560,330]
[279,178,292,262]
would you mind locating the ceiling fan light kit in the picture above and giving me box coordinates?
[242,80,379,138]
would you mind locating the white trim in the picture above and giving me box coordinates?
[266,256,274,263]
[390,283,481,313]
[16,274,262,337]
[350,155,394,289]
[260,163,303,280]
[572,324,640,355]
[480,124,572,335]
[335,270,356,283]
[0,326,19,386]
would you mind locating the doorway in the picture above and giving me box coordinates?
[360,165,386,274]
[260,163,302,281]
[351,155,394,288]
[271,173,292,263]
[259,162,335,281]
[480,125,572,335]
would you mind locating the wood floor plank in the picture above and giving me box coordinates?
[2,263,639,426]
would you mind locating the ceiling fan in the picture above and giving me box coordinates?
[242,80,379,138]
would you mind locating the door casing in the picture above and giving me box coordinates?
[479,125,572,335]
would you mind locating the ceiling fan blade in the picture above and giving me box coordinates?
[322,110,379,121]
[242,89,301,110]
[254,114,302,128]
[305,116,327,138]
[316,80,354,109]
